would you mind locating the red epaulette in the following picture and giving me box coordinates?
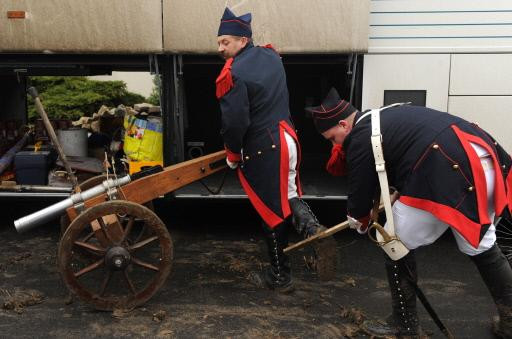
[216,58,234,99]
[261,44,279,54]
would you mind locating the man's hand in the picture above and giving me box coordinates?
[226,158,239,169]
[347,215,371,234]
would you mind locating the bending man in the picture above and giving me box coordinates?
[307,88,512,338]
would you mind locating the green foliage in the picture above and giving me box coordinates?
[27,76,146,121]
[146,75,161,106]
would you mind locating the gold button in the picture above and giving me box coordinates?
[452,164,459,170]
[468,186,474,192]
[271,144,276,149]
[432,144,439,149]
[245,156,250,160]
[257,151,262,155]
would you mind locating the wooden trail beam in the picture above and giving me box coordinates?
[66,150,227,221]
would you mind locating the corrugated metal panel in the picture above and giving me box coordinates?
[369,0,512,53]
[0,0,163,53]
[163,0,369,54]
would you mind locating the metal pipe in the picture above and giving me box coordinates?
[0,132,29,175]
[0,185,73,192]
[14,175,130,233]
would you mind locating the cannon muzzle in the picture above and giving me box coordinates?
[14,176,131,233]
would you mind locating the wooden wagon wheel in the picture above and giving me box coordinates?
[58,200,173,311]
[497,216,512,264]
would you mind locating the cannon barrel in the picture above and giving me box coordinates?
[14,176,131,233]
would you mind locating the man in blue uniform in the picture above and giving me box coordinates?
[307,88,512,337]
[215,8,336,292]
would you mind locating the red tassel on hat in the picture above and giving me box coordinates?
[326,144,347,176]
[216,58,234,99]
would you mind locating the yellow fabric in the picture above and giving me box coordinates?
[128,160,163,175]
[123,115,163,162]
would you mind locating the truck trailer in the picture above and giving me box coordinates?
[0,0,369,200]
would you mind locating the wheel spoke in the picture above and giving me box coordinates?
[97,218,113,243]
[124,270,137,294]
[122,216,135,243]
[502,218,512,228]
[74,258,104,278]
[134,224,147,244]
[132,257,159,271]
[81,231,95,242]
[98,271,112,296]
[129,236,159,251]
[74,241,106,255]
[497,229,512,236]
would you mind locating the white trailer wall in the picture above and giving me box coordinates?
[363,0,512,152]
[369,0,512,53]
[362,54,450,111]
[449,54,512,153]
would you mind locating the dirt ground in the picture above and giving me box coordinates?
[0,200,500,338]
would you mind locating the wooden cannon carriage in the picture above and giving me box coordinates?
[15,151,227,310]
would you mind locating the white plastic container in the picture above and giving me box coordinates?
[57,128,88,157]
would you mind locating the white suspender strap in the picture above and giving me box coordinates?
[369,108,409,260]
[355,111,371,125]
[370,109,396,234]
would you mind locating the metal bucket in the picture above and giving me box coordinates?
[57,128,88,157]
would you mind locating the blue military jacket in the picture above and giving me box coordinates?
[344,105,512,248]
[216,43,301,227]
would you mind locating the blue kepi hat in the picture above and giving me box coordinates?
[217,7,252,38]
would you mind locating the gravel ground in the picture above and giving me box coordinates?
[0,199,500,338]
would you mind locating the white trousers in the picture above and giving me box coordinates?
[384,143,497,256]
[285,131,299,200]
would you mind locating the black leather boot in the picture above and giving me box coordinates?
[363,251,420,338]
[288,197,337,280]
[387,251,420,338]
[470,244,512,338]
[259,222,294,293]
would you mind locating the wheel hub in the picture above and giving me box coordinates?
[105,246,131,270]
